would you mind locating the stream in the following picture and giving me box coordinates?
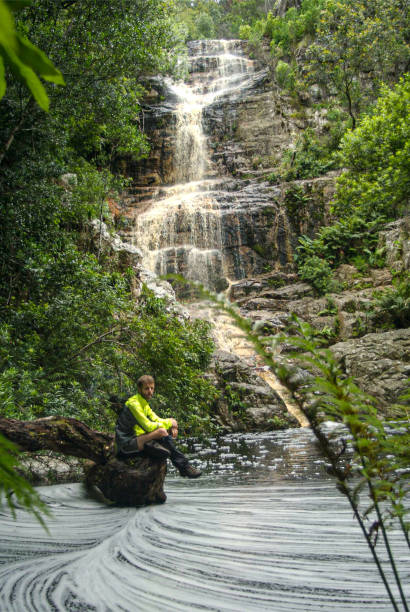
[0,429,408,611]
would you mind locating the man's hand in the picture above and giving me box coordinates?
[169,418,178,438]
[154,427,168,438]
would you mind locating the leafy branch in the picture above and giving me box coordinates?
[0,0,64,110]
[0,432,49,530]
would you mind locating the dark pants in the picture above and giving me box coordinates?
[119,435,188,470]
[158,435,189,470]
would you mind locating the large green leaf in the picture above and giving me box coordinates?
[2,45,49,110]
[0,0,17,52]
[16,33,65,84]
[0,55,5,99]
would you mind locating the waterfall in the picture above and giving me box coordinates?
[129,40,302,423]
[132,40,263,291]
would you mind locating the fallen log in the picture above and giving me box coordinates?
[0,416,167,506]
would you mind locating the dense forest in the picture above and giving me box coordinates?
[0,0,409,512]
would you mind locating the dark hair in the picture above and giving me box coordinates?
[137,375,155,389]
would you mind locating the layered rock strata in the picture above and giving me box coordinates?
[117,39,408,426]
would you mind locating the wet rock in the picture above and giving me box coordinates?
[139,268,176,303]
[333,264,358,286]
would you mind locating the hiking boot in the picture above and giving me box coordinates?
[143,440,171,461]
[179,463,202,479]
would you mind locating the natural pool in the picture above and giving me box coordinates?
[0,429,408,611]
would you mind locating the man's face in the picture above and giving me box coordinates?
[140,381,155,401]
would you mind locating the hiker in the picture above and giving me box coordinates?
[115,375,201,478]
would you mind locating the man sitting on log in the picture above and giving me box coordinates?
[115,375,201,479]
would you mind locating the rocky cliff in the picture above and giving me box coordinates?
[113,40,408,428]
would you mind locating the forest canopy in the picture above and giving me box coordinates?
[0,0,216,445]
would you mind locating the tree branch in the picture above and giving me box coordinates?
[0,416,112,463]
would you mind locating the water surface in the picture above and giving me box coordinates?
[0,430,408,611]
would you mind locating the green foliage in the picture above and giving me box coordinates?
[266,0,325,53]
[372,277,410,329]
[0,0,181,170]
[305,0,408,127]
[297,214,386,275]
[236,0,324,55]
[0,0,64,110]
[197,12,215,39]
[0,433,49,527]
[318,296,338,316]
[298,255,332,295]
[280,128,338,180]
[176,0,228,40]
[275,60,295,90]
[333,76,410,220]
[295,77,409,300]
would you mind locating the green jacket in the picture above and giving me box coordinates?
[125,393,173,436]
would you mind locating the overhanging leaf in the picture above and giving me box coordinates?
[0,0,17,52]
[2,45,49,110]
[4,0,31,12]
[16,33,65,84]
[0,55,5,99]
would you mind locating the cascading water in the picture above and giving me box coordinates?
[132,40,306,424]
[131,40,269,291]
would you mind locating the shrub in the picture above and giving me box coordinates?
[275,60,296,90]
[372,278,410,329]
[333,75,410,220]
[298,255,332,295]
[197,12,215,39]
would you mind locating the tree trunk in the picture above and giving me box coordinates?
[0,416,167,506]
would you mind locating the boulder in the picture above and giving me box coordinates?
[89,219,142,269]
[330,328,410,410]
[378,217,410,272]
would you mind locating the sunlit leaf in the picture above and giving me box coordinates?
[16,33,65,84]
[1,45,49,110]
[0,0,16,52]
[0,55,5,99]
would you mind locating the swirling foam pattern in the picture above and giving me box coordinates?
[0,431,408,611]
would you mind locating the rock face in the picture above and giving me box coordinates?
[117,39,409,425]
[209,350,299,430]
[227,269,409,412]
[378,217,410,272]
[118,40,335,294]
[330,328,410,411]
